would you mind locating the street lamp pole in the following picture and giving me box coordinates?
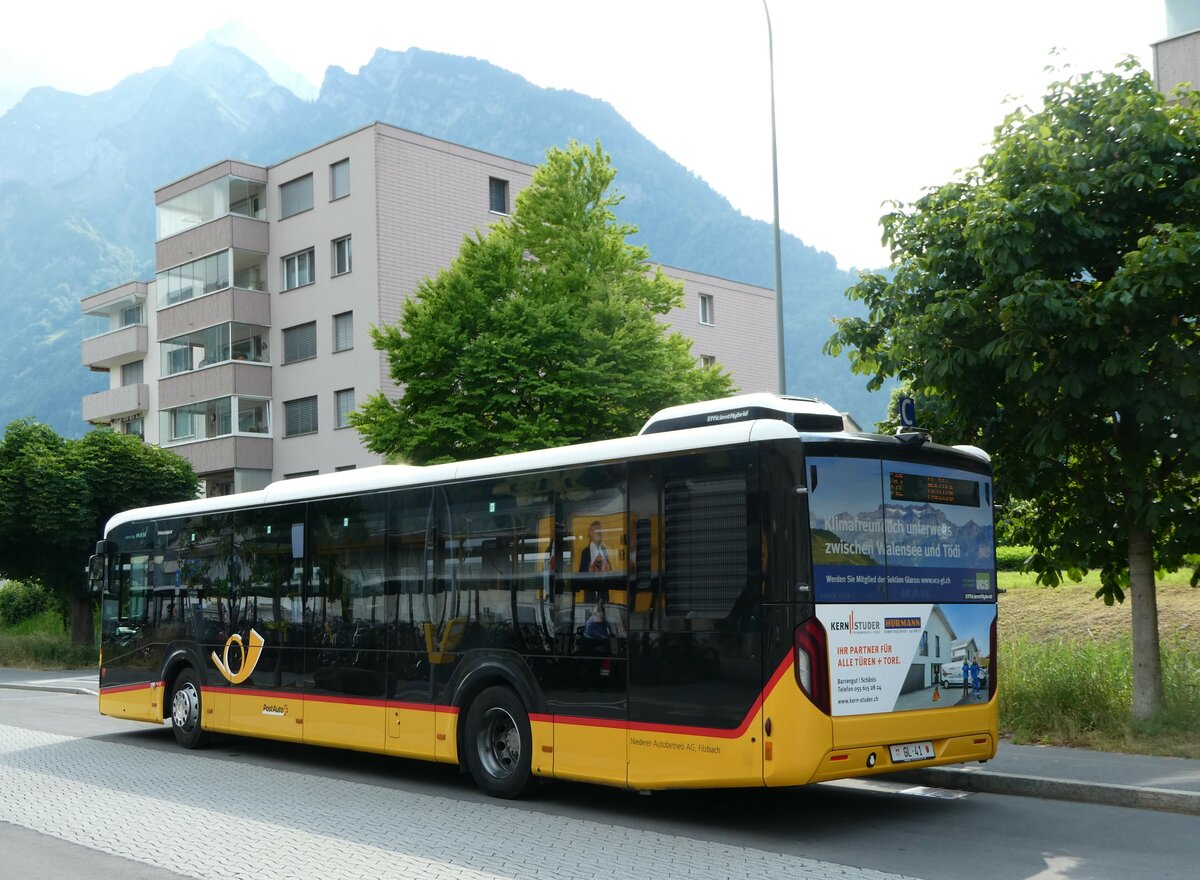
[763,0,786,395]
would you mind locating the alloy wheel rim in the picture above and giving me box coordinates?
[172,683,199,731]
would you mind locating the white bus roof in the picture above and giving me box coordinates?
[104,418,800,535]
[104,393,991,536]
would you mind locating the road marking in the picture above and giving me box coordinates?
[822,778,971,799]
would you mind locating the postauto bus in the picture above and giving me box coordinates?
[90,394,997,798]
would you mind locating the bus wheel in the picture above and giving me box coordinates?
[464,686,535,798]
[170,668,207,749]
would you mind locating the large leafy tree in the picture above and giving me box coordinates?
[0,422,197,645]
[827,61,1200,720]
[352,140,733,464]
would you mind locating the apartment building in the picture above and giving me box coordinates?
[81,123,777,497]
[1155,0,1200,96]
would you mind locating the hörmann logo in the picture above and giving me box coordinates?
[827,610,882,633]
[706,409,750,424]
[885,617,922,630]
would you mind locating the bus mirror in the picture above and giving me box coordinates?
[88,555,106,594]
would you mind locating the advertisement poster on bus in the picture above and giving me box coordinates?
[816,602,995,715]
[807,456,995,603]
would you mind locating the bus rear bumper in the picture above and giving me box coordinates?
[805,731,996,783]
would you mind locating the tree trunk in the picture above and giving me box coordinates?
[1128,526,1164,720]
[68,593,95,648]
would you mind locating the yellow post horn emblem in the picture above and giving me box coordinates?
[212,628,265,684]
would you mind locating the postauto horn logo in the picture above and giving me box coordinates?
[212,628,265,684]
[828,610,881,634]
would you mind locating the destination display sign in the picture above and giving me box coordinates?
[888,471,980,508]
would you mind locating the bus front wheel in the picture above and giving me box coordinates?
[464,685,535,798]
[170,668,208,749]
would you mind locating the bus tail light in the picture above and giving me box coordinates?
[794,617,830,714]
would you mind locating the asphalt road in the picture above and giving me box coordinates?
[2,685,1197,880]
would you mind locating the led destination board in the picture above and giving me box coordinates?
[889,471,980,507]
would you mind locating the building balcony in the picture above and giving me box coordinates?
[1155,28,1200,98]
[168,435,273,477]
[157,287,271,341]
[157,215,268,275]
[82,384,148,424]
[81,324,149,370]
[158,361,272,410]
[81,281,148,370]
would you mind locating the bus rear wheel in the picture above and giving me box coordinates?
[170,668,207,749]
[464,685,535,798]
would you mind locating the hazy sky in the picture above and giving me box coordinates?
[1,1,1164,270]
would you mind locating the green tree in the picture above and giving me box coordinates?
[0,421,197,645]
[827,60,1200,720]
[352,140,733,464]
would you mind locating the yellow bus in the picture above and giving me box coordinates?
[90,393,998,798]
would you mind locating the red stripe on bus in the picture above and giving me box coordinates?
[100,680,165,695]
[189,651,798,738]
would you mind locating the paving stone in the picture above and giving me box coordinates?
[0,723,918,880]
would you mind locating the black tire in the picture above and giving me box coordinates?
[463,685,536,799]
[170,668,207,749]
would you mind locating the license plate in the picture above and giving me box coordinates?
[889,740,935,763]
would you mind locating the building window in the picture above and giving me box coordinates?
[160,322,268,376]
[285,471,319,479]
[156,175,265,240]
[121,360,144,386]
[699,293,714,326]
[157,251,230,308]
[159,396,269,445]
[284,396,319,437]
[333,311,353,352]
[700,355,716,368]
[283,322,317,364]
[335,465,357,472]
[120,304,144,327]
[330,159,350,200]
[280,173,314,219]
[335,388,355,429]
[489,177,509,214]
[332,235,352,276]
[283,248,315,291]
[122,418,144,440]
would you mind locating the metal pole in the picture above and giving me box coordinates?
[763,0,786,394]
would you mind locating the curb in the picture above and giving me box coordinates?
[890,766,1200,816]
[0,682,97,697]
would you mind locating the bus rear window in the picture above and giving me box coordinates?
[807,456,994,603]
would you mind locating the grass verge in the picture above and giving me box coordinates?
[0,610,97,669]
[998,571,1200,758]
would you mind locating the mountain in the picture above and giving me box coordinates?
[0,39,884,436]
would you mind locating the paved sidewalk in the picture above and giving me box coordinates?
[889,740,1200,816]
[0,723,919,880]
[0,667,97,695]
[3,667,1199,816]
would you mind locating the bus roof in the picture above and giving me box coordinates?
[104,395,991,536]
[103,418,800,535]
